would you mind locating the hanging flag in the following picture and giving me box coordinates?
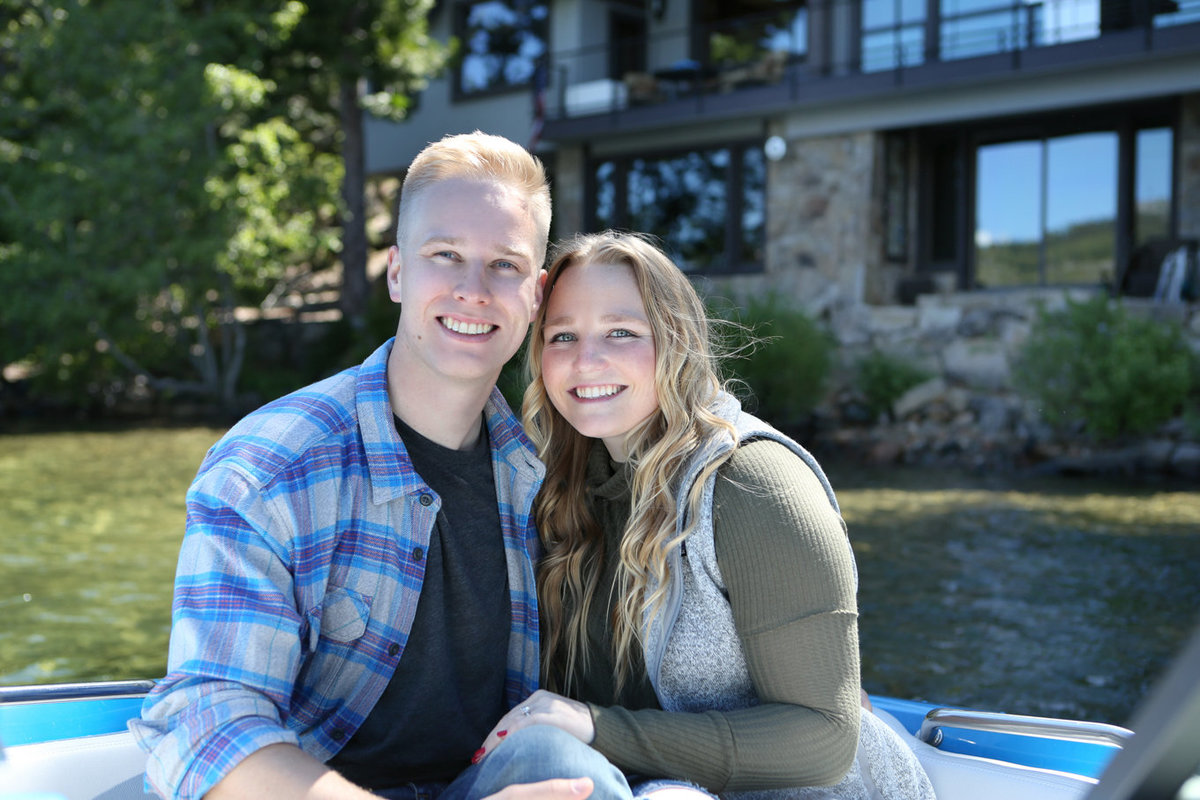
[528,56,547,152]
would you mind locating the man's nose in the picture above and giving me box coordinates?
[454,264,491,303]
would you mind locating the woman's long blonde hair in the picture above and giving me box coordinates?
[523,231,738,694]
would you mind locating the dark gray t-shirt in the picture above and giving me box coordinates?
[327,415,509,790]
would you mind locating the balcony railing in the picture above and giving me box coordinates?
[538,0,1200,125]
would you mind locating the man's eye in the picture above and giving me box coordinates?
[495,260,519,271]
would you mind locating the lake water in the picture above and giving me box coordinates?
[2,426,1198,727]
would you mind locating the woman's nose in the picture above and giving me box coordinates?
[574,337,605,369]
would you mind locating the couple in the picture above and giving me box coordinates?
[132,132,933,800]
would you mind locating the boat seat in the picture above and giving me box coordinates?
[2,730,154,800]
[4,711,1100,800]
[874,708,1098,800]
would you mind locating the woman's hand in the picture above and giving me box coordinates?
[475,689,596,761]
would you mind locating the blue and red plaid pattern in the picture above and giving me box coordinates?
[131,339,545,800]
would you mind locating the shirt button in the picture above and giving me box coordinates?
[412,546,425,562]
[331,729,345,742]
[419,493,433,506]
[388,643,400,657]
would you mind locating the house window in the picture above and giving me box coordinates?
[862,0,1119,71]
[861,0,925,72]
[975,132,1119,287]
[1135,127,1173,246]
[455,0,549,98]
[590,142,767,274]
[939,0,1101,61]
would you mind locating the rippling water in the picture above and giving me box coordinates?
[2,427,1197,727]
[826,459,1200,726]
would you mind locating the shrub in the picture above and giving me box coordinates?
[1014,295,1195,440]
[714,294,834,430]
[855,351,934,421]
[497,340,530,413]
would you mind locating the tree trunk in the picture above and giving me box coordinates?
[339,75,368,331]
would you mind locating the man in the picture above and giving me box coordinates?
[132,132,630,800]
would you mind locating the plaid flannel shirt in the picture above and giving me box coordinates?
[130,339,545,800]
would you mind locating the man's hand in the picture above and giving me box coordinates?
[483,777,594,800]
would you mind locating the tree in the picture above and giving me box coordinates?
[0,0,338,410]
[261,0,449,330]
[1,0,448,411]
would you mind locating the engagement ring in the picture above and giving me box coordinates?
[521,706,531,716]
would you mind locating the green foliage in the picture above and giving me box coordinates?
[1014,295,1196,439]
[708,32,758,65]
[0,0,445,412]
[259,0,449,326]
[497,340,531,415]
[714,294,834,429]
[855,351,933,421]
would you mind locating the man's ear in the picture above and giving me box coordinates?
[530,269,548,322]
[385,246,403,303]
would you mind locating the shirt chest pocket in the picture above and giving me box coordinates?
[308,585,371,650]
[325,586,371,640]
[294,585,374,728]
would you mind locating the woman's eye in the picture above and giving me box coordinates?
[609,329,635,338]
[548,332,576,344]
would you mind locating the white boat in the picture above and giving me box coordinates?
[2,625,1197,800]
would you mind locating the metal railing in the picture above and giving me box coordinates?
[918,707,1134,748]
[540,0,1199,121]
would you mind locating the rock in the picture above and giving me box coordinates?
[942,339,1011,390]
[892,377,948,420]
[945,387,972,413]
[1043,447,1143,476]
[957,307,997,337]
[867,438,904,465]
[918,304,962,332]
[971,395,1015,434]
[866,306,919,335]
[924,400,956,423]
[1138,440,1176,473]
[1170,443,1200,478]
[840,400,876,426]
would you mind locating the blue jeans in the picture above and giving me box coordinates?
[376,726,633,800]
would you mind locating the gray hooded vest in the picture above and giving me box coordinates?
[638,392,934,800]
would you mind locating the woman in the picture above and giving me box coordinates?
[479,232,933,800]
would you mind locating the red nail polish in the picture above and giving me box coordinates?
[497,730,508,737]
[472,748,485,764]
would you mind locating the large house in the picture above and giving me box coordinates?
[366,0,1200,313]
[361,0,1200,469]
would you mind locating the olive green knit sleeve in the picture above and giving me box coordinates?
[588,439,861,792]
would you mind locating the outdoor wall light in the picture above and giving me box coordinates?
[764,135,787,161]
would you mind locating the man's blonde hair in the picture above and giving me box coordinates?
[396,131,551,257]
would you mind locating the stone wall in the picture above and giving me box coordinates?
[1179,93,1200,240]
[763,129,881,303]
[812,289,1200,477]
